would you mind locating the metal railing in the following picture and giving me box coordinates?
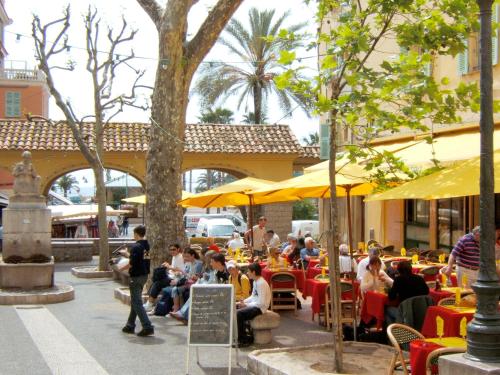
[0,68,46,82]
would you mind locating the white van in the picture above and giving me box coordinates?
[292,220,319,239]
[184,213,246,236]
[195,218,236,239]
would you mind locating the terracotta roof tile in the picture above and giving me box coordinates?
[0,121,309,155]
[300,145,320,158]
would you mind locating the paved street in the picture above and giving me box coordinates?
[0,261,332,375]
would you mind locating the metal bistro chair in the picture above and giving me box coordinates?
[270,272,297,315]
[324,282,356,330]
[438,297,456,306]
[419,266,441,279]
[425,249,447,263]
[387,323,425,375]
[425,347,466,375]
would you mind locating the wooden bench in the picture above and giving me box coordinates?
[250,311,280,345]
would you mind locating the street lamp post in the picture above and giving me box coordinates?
[466,0,500,361]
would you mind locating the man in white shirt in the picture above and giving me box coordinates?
[264,230,281,249]
[245,216,267,256]
[236,262,271,347]
[356,246,385,281]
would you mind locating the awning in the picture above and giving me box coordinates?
[123,191,193,205]
[366,149,500,201]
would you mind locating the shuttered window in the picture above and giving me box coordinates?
[5,92,21,117]
[319,122,330,160]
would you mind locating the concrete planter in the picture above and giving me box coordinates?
[247,342,398,375]
[71,266,113,279]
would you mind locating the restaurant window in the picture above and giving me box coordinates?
[405,199,430,249]
[438,198,464,250]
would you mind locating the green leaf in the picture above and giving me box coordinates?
[278,50,296,65]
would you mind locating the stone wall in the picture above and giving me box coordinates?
[262,202,293,241]
[51,239,135,262]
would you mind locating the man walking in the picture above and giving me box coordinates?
[121,225,154,336]
[442,226,480,288]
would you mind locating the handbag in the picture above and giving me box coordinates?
[152,266,168,282]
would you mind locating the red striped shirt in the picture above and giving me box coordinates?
[451,233,480,270]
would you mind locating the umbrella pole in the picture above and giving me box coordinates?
[249,196,254,258]
[346,186,357,340]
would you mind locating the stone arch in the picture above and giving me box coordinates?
[42,165,145,196]
[182,163,254,180]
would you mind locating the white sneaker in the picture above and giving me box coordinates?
[143,301,153,312]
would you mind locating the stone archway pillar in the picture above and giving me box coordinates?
[262,202,293,241]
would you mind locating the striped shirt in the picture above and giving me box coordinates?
[451,233,480,270]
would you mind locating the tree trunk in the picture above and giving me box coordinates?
[253,83,262,124]
[327,110,344,372]
[146,52,189,268]
[94,165,110,271]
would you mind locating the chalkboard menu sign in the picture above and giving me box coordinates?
[188,284,234,346]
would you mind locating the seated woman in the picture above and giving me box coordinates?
[171,248,204,312]
[287,237,305,268]
[385,261,429,324]
[268,247,287,269]
[281,235,297,258]
[360,256,393,294]
[227,260,251,301]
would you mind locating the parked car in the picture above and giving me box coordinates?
[184,213,246,236]
[195,218,236,239]
[292,220,319,239]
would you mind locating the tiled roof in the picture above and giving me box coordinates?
[300,145,320,158]
[0,120,307,155]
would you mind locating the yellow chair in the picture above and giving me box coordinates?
[425,347,466,375]
[387,323,425,375]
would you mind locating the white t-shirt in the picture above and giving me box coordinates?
[356,256,385,281]
[244,276,271,313]
[172,253,185,270]
[361,269,393,294]
[339,255,358,274]
[252,225,266,251]
[266,233,281,249]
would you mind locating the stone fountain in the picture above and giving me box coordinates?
[0,151,74,304]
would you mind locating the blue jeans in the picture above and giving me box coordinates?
[179,297,190,320]
[126,275,153,330]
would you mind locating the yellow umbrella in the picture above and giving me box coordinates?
[366,149,500,201]
[122,191,194,205]
[177,177,277,208]
[178,177,279,248]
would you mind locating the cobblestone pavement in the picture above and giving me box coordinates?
[0,261,332,375]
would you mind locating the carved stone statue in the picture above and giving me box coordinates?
[12,151,41,196]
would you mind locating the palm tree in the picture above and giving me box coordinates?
[195,8,308,124]
[242,111,268,124]
[302,132,319,146]
[55,174,79,197]
[195,170,219,193]
[198,107,234,124]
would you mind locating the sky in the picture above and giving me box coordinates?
[5,0,319,138]
[5,0,319,193]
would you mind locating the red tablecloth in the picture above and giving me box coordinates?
[421,305,474,338]
[409,337,466,375]
[262,268,305,292]
[360,290,388,329]
[304,278,360,314]
[429,289,453,304]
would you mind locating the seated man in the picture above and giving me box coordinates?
[281,234,297,258]
[339,243,358,275]
[300,237,324,269]
[143,243,184,311]
[236,262,271,347]
[170,252,229,324]
[227,260,251,301]
[264,230,281,249]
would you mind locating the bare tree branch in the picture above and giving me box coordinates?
[186,0,244,74]
[136,0,163,30]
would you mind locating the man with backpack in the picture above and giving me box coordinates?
[227,260,251,301]
[120,225,154,337]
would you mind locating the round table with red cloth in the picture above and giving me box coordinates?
[262,268,305,292]
[421,305,475,338]
[428,289,453,304]
[303,278,360,315]
[409,337,466,375]
[360,290,389,329]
